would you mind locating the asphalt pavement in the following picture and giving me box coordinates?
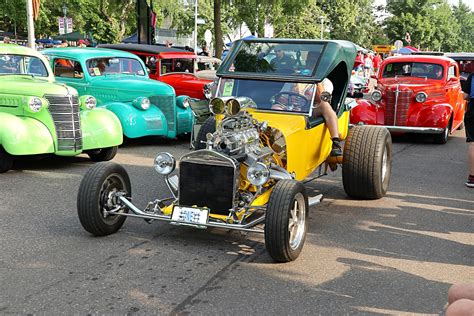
[0,131,473,315]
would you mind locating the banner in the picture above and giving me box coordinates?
[66,18,73,34]
[58,17,65,35]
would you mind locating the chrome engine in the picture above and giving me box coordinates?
[207,114,260,157]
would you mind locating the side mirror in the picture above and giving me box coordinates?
[370,74,377,79]
[448,76,458,83]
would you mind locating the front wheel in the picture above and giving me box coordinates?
[265,180,308,262]
[77,162,131,236]
[343,126,392,199]
[194,116,216,150]
[433,120,451,144]
[0,147,14,173]
[87,146,118,162]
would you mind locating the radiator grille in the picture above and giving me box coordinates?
[149,95,175,131]
[385,88,412,126]
[179,158,236,215]
[45,95,82,151]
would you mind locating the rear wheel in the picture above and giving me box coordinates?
[0,147,14,173]
[77,162,131,236]
[194,116,216,150]
[87,146,118,162]
[342,126,392,199]
[265,180,308,262]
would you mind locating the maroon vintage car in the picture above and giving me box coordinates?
[99,44,213,100]
[351,55,466,143]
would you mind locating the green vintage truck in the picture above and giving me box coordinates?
[0,44,123,173]
[42,47,194,139]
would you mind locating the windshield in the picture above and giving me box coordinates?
[0,54,48,77]
[382,62,444,80]
[223,41,325,76]
[86,57,145,76]
[161,58,194,74]
[217,78,316,114]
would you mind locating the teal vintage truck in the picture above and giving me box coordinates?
[0,44,123,173]
[42,47,193,139]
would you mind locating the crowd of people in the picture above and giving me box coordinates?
[353,50,383,78]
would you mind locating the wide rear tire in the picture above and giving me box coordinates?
[77,162,131,236]
[342,126,392,199]
[265,180,308,262]
[194,116,216,150]
[87,146,118,162]
[0,147,14,173]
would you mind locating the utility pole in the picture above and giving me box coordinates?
[194,0,198,54]
[26,0,35,49]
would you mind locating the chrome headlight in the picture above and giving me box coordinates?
[182,97,190,108]
[153,152,175,175]
[79,95,96,110]
[415,92,427,103]
[28,97,44,113]
[133,97,150,110]
[246,162,270,186]
[371,90,382,102]
[203,83,213,99]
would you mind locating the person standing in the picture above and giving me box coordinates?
[363,53,373,78]
[373,53,382,74]
[462,73,474,188]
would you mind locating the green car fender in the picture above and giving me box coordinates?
[80,108,124,150]
[175,95,194,135]
[0,112,55,155]
[103,102,169,138]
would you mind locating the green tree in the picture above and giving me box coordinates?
[452,0,474,52]
[384,0,462,51]
[272,1,325,39]
[0,0,27,40]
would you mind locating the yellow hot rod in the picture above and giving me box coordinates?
[77,39,392,262]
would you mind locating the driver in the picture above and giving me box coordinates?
[312,78,343,156]
[272,50,343,156]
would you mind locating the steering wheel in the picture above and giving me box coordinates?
[271,91,309,111]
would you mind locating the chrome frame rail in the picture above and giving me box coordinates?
[111,196,266,234]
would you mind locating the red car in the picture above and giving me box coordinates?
[351,55,466,143]
[99,44,213,100]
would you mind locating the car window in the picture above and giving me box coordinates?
[54,58,84,79]
[0,54,48,77]
[161,58,194,74]
[447,65,456,79]
[217,77,316,115]
[382,62,444,80]
[86,57,145,76]
[223,41,325,76]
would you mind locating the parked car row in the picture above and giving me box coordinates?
[0,43,219,172]
[1,38,469,263]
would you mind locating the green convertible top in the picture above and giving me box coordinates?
[218,38,357,83]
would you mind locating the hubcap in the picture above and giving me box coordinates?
[99,173,127,224]
[288,193,306,250]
